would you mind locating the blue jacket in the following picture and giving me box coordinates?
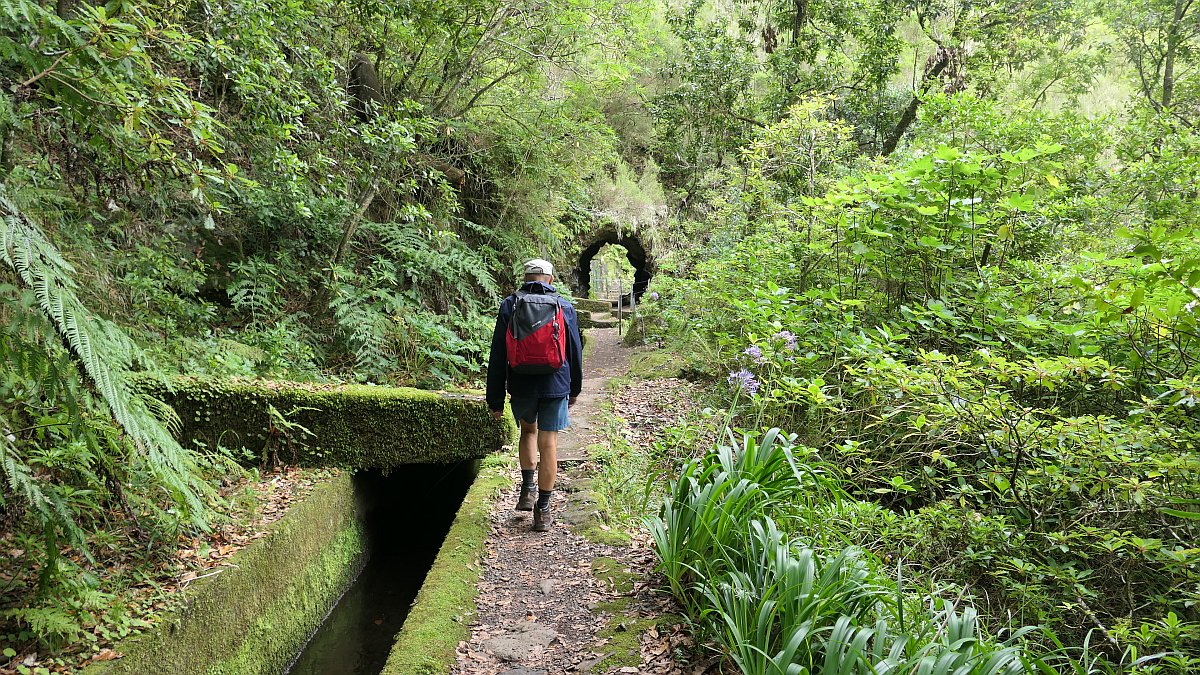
[486,281,584,410]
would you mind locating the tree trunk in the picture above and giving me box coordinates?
[881,54,950,155]
[424,155,467,186]
[0,113,11,174]
[793,0,809,39]
[330,176,381,272]
[1162,0,1186,109]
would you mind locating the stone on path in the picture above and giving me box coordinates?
[482,622,559,662]
[499,668,549,675]
[574,656,604,673]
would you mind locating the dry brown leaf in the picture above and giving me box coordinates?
[90,649,122,662]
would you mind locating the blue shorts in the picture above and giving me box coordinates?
[510,396,570,431]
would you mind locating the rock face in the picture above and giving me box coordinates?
[482,622,559,662]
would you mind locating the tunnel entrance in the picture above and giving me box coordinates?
[575,229,651,301]
[588,244,636,301]
[285,461,477,675]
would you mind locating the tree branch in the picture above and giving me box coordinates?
[19,46,82,89]
[330,175,382,273]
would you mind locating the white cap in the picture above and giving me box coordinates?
[524,258,555,276]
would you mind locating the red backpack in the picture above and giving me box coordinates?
[506,290,568,374]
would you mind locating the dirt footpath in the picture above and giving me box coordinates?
[451,328,701,675]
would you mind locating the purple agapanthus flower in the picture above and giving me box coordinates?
[649,291,660,301]
[744,345,767,364]
[774,330,797,351]
[728,368,760,395]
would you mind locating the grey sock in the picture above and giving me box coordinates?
[536,489,552,511]
[521,469,535,489]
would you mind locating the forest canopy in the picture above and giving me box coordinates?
[2,0,1200,671]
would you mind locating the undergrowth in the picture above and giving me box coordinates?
[646,427,1166,673]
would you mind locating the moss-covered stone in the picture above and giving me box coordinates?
[628,350,686,379]
[577,312,617,329]
[83,474,366,675]
[574,298,614,314]
[380,454,513,675]
[141,376,517,468]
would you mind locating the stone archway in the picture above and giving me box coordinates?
[571,225,653,301]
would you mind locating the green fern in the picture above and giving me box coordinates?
[327,267,393,375]
[0,436,75,536]
[0,187,212,529]
[1,605,86,649]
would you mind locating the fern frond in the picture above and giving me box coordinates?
[0,186,212,528]
[0,436,85,548]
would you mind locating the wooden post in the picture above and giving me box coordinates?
[617,278,623,336]
[630,287,639,339]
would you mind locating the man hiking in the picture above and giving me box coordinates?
[487,258,584,532]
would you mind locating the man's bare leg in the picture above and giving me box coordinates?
[516,421,539,511]
[518,421,538,471]
[532,429,559,531]
[537,429,558,492]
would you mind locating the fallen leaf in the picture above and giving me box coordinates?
[91,649,123,662]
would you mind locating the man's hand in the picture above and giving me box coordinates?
[491,409,504,419]
[568,397,578,407]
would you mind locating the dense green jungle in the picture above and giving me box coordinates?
[2,0,1200,672]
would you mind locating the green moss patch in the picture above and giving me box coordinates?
[380,455,513,675]
[582,329,598,361]
[628,350,686,379]
[589,560,680,672]
[141,376,516,468]
[591,557,636,594]
[594,612,659,671]
[83,474,366,675]
[575,298,615,314]
[574,515,634,547]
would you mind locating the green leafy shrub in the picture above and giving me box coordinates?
[648,427,1061,674]
[0,190,219,649]
[648,93,1200,666]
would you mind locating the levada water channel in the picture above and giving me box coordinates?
[285,461,477,675]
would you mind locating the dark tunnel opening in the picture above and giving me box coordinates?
[285,461,478,675]
[575,231,652,302]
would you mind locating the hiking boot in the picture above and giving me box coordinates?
[516,485,537,512]
[532,506,554,532]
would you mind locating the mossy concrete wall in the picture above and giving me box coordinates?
[83,474,366,675]
[380,455,513,674]
[574,298,614,314]
[141,377,516,468]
